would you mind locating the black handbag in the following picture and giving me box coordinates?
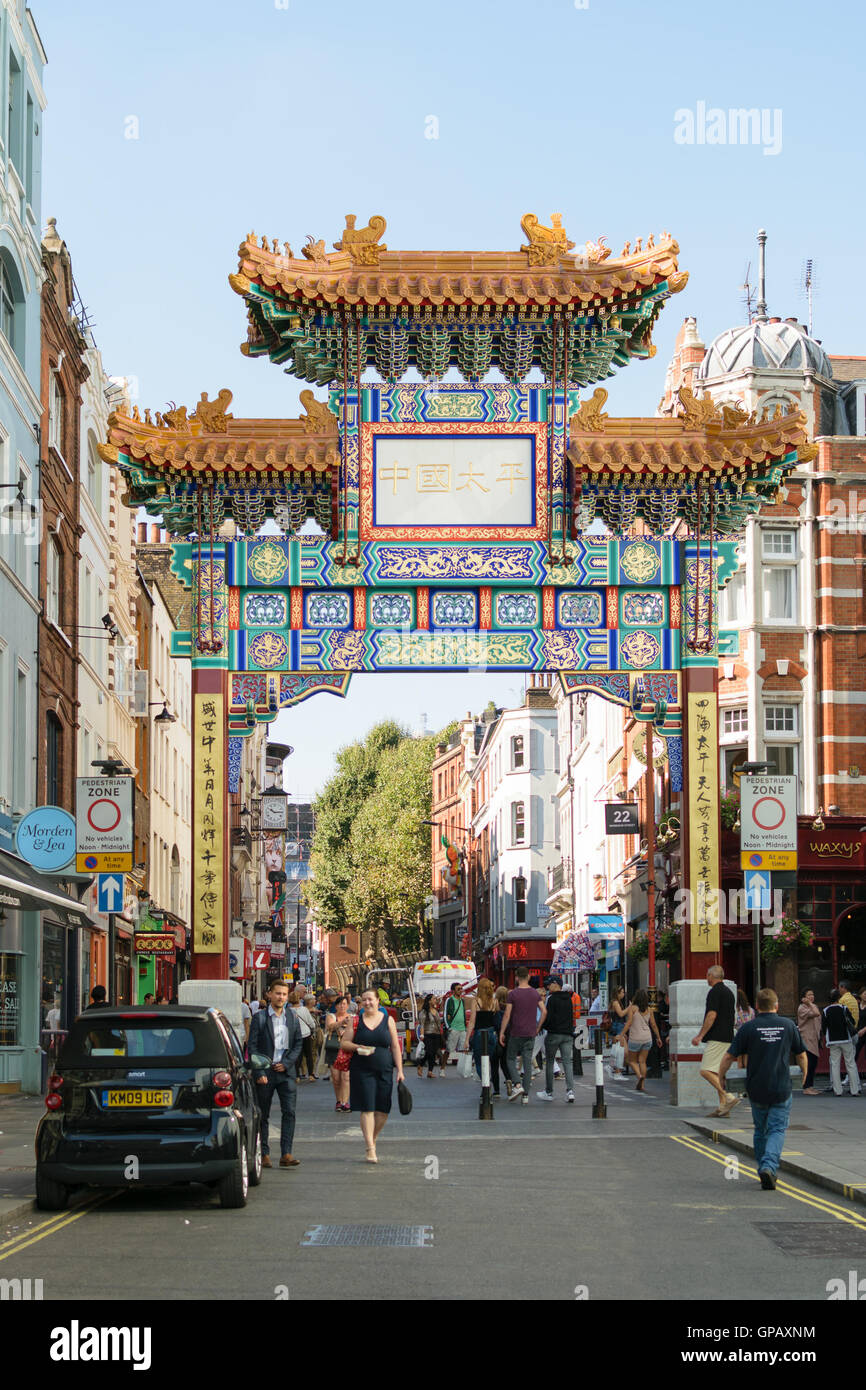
[397,1080,413,1115]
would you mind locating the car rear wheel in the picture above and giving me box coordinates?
[36,1169,69,1212]
[218,1135,249,1208]
[247,1123,262,1187]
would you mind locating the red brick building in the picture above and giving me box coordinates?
[36,220,88,812]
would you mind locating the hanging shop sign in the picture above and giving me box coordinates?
[134,933,176,958]
[587,914,625,938]
[604,804,640,836]
[687,692,720,955]
[14,806,76,873]
[798,829,865,870]
[75,778,134,872]
[192,692,225,954]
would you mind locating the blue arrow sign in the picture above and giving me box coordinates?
[744,870,771,913]
[97,873,125,914]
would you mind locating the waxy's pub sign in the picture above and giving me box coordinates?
[799,830,866,870]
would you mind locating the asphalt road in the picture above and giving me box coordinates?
[2,1069,864,1302]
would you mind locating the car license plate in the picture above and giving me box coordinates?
[102,1089,172,1108]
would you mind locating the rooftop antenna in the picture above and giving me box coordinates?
[740,261,755,323]
[802,258,815,336]
[756,229,768,322]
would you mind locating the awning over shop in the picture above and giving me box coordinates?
[552,930,598,971]
[0,848,95,928]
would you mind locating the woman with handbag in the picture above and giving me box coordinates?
[339,987,406,1163]
[467,976,501,1099]
[417,995,444,1080]
[324,994,352,1111]
[608,985,630,1079]
[620,989,662,1093]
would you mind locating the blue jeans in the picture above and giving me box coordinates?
[750,1094,792,1176]
[471,1028,500,1093]
[506,1035,535,1092]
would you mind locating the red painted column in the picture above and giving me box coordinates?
[191,668,230,980]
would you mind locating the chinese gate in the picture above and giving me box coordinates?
[101,212,815,985]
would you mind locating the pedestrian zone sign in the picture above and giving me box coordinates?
[739,775,797,864]
[75,777,134,871]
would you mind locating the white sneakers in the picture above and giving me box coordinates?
[536,1091,554,1101]
[508,1085,525,1102]
[566,1091,575,1103]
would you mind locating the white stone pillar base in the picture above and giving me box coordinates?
[668,976,737,1107]
[179,979,243,1041]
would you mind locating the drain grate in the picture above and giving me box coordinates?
[302,1224,433,1248]
[755,1222,866,1256]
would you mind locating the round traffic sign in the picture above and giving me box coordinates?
[752,796,785,831]
[87,798,122,833]
[85,855,98,869]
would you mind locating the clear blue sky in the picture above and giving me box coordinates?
[36,0,863,799]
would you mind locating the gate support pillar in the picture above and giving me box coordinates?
[191,668,231,980]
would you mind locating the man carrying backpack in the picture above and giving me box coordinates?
[444,983,468,1064]
[822,987,861,1097]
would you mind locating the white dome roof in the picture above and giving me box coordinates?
[697,317,832,381]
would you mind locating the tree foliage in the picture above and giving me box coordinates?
[305,720,451,952]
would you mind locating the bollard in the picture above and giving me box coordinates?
[573,1036,584,1077]
[591,1025,607,1119]
[478,1030,494,1120]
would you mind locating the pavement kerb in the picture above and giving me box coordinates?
[686,1120,866,1209]
[0,1196,36,1228]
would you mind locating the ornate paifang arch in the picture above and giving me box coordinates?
[102,212,816,980]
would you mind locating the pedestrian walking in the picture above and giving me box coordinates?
[291,989,318,1082]
[241,997,252,1045]
[85,986,107,1011]
[530,976,545,1074]
[821,988,861,1096]
[718,987,808,1190]
[324,993,351,1111]
[501,966,544,1104]
[339,987,405,1163]
[620,989,662,1093]
[736,990,755,1028]
[797,988,822,1094]
[856,988,866,1078]
[248,979,303,1168]
[608,984,630,1079]
[444,983,468,1065]
[495,985,511,1096]
[416,994,444,1079]
[536,975,575,1103]
[467,977,501,1099]
[692,964,739,1118]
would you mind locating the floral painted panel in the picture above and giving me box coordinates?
[495,592,539,627]
[370,592,413,627]
[244,592,288,628]
[431,591,477,627]
[305,592,351,629]
[558,591,603,628]
[621,591,664,627]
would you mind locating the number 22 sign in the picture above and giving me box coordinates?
[604,804,639,836]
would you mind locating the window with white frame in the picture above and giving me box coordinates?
[511,801,525,845]
[765,704,798,735]
[720,705,748,792]
[761,528,799,623]
[511,734,525,770]
[762,529,796,559]
[513,875,527,927]
[722,707,748,736]
[46,537,61,625]
[48,373,64,455]
[718,567,746,626]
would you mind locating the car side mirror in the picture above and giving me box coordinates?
[250,1053,272,1070]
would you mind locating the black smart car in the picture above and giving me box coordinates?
[35,1005,262,1210]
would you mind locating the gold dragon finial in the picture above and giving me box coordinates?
[333,214,388,266]
[299,390,338,434]
[520,213,575,266]
[677,387,719,429]
[573,387,609,432]
[162,402,190,431]
[302,234,327,262]
[191,389,234,433]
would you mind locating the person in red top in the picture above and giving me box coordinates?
[500,966,545,1105]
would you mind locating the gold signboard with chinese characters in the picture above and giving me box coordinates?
[687,692,720,955]
[193,692,225,954]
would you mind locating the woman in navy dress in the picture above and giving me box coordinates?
[340,988,405,1163]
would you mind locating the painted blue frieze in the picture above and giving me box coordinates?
[244,592,288,628]
[495,591,539,627]
[305,591,352,629]
[558,591,603,628]
[431,591,477,627]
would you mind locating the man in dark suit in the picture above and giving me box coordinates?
[248,979,303,1168]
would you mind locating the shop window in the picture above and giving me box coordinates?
[0,953,20,1045]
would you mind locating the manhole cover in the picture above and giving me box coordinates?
[302,1224,433,1247]
[755,1222,866,1256]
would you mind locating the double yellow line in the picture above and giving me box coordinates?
[672,1133,866,1231]
[0,1193,115,1263]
